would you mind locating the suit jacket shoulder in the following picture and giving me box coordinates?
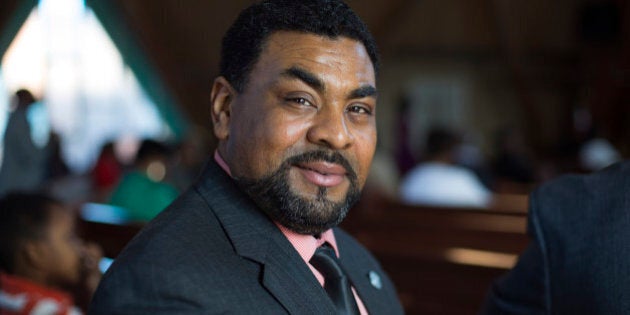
[90,161,404,315]
[481,160,630,314]
[90,161,329,314]
[529,160,630,314]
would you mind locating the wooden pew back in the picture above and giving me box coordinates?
[77,219,143,259]
[341,193,529,314]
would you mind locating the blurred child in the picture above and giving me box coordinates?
[0,192,102,315]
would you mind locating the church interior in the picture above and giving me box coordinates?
[1,0,628,314]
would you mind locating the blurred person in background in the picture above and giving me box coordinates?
[43,132,92,207]
[394,95,417,177]
[90,141,123,202]
[0,192,102,314]
[44,132,70,183]
[492,126,535,185]
[578,137,621,171]
[399,126,491,207]
[108,139,179,222]
[166,126,212,192]
[0,89,50,196]
[455,132,494,190]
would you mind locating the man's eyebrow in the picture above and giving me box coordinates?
[280,66,377,99]
[280,67,325,92]
[348,85,377,99]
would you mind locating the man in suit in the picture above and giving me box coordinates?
[89,0,404,314]
[481,160,630,314]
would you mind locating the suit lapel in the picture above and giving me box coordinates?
[194,161,335,314]
[259,241,335,315]
[344,263,384,314]
[336,228,399,315]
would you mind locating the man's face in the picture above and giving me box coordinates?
[212,31,377,235]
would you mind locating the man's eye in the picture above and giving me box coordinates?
[348,105,372,115]
[287,97,312,107]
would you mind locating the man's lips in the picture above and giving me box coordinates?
[294,161,347,187]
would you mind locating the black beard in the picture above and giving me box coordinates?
[234,150,361,235]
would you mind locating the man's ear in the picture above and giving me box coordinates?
[211,77,236,141]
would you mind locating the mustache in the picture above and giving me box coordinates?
[285,150,358,181]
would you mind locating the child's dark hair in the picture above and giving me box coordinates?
[0,192,60,273]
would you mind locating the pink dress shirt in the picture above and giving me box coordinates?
[214,151,368,314]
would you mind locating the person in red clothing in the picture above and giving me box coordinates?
[0,192,102,314]
[91,142,123,201]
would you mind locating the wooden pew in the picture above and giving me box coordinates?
[341,192,530,315]
[74,196,529,314]
[77,219,143,259]
[75,203,143,259]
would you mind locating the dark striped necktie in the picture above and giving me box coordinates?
[310,243,360,315]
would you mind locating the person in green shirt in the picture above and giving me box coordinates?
[109,139,179,222]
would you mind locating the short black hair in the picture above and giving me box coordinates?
[0,192,59,273]
[15,89,36,110]
[135,139,171,164]
[220,0,379,93]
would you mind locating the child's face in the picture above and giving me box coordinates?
[40,205,83,287]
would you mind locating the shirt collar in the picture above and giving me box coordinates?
[276,223,339,262]
[214,150,232,177]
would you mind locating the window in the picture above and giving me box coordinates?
[0,0,171,172]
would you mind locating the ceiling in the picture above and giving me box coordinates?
[98,0,590,121]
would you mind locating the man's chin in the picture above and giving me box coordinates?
[234,154,361,236]
[287,175,351,204]
[294,189,346,204]
[277,214,343,235]
[281,223,332,235]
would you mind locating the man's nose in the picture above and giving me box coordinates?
[306,107,354,150]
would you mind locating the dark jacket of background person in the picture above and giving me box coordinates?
[481,160,630,314]
[89,161,403,314]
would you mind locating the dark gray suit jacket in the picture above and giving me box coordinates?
[89,161,403,314]
[481,161,630,314]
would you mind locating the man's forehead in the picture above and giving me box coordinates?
[261,32,373,67]
[255,32,375,81]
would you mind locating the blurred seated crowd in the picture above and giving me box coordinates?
[368,121,623,208]
[0,90,212,314]
[0,88,625,313]
[0,90,210,207]
[0,89,623,222]
[0,89,623,223]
